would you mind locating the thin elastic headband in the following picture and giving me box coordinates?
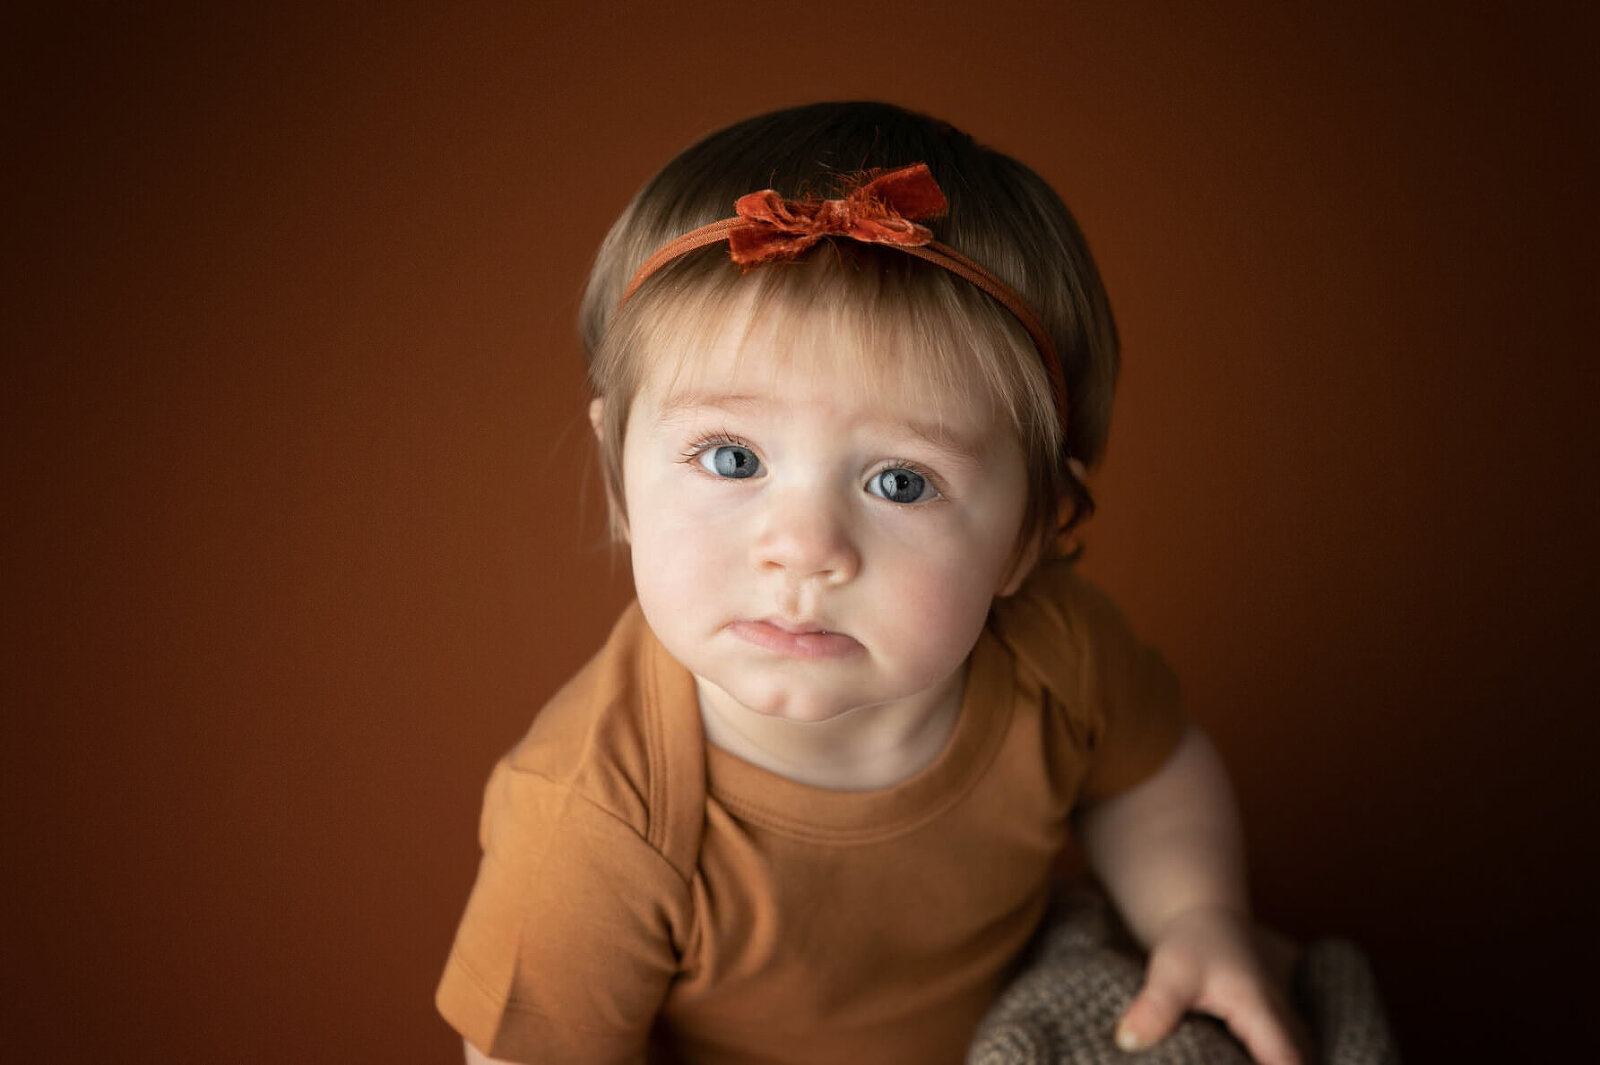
[617,163,1068,427]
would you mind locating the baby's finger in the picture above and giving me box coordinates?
[1115,970,1193,1053]
[1212,990,1303,1065]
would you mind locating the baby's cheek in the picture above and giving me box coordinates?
[638,520,743,623]
[880,561,995,659]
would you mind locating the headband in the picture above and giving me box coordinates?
[617,163,1068,427]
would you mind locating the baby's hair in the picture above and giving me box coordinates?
[580,101,1119,556]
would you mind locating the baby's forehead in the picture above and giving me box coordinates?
[644,314,1007,439]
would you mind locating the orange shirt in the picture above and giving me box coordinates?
[437,563,1184,1064]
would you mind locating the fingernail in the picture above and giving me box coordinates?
[1116,1026,1143,1052]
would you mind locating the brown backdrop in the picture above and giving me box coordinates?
[5,2,1595,1061]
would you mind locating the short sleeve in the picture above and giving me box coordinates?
[436,760,691,1064]
[990,562,1186,803]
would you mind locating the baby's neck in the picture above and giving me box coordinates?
[695,669,966,791]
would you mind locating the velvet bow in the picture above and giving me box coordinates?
[726,164,948,265]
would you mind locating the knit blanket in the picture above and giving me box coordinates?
[967,893,1399,1065]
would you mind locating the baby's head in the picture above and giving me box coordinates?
[580,102,1118,569]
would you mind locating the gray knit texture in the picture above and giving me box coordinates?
[967,894,1399,1065]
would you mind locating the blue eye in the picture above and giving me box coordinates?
[869,468,930,504]
[698,444,762,479]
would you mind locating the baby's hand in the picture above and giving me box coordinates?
[1116,907,1308,1065]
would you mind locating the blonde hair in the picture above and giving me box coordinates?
[579,102,1119,555]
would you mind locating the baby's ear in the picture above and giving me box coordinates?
[588,396,631,544]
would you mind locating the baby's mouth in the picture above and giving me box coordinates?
[728,618,861,658]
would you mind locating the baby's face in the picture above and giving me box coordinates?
[620,309,1031,725]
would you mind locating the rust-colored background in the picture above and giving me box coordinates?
[5,2,1594,1061]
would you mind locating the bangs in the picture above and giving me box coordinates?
[593,242,1061,457]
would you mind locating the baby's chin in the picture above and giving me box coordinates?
[702,675,870,725]
[727,687,856,724]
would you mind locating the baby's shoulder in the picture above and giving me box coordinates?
[491,604,704,871]
[989,559,1175,721]
[993,559,1128,649]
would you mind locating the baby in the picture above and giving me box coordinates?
[438,101,1302,1065]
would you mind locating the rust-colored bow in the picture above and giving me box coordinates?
[726,164,948,266]
[617,162,1067,433]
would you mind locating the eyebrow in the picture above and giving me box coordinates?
[656,391,766,418]
[657,390,991,465]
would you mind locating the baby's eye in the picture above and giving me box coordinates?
[697,444,763,479]
[867,467,933,504]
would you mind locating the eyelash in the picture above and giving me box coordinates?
[679,433,947,502]
[680,431,755,466]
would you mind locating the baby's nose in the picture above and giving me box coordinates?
[751,490,861,583]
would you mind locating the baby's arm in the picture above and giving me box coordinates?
[1074,724,1304,1065]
